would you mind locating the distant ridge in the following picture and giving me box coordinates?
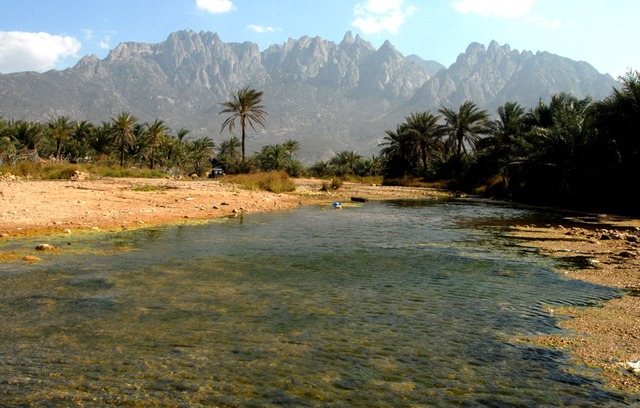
[0,30,618,162]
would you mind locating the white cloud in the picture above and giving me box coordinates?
[247,25,280,34]
[452,0,535,18]
[525,14,560,29]
[196,0,235,13]
[83,29,96,40]
[0,31,81,73]
[451,0,559,29]
[352,0,418,35]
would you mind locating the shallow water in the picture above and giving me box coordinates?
[0,198,637,406]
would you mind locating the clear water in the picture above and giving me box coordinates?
[0,199,637,406]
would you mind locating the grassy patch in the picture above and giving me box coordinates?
[222,171,296,194]
[132,185,167,192]
[0,251,22,262]
[0,162,166,179]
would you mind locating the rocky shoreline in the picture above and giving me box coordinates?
[505,219,640,394]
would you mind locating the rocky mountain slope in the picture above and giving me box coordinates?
[0,30,618,162]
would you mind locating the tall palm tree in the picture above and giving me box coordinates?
[526,93,594,198]
[146,119,169,169]
[403,112,444,175]
[110,112,137,167]
[379,124,422,178]
[439,101,490,160]
[47,116,74,160]
[219,87,267,163]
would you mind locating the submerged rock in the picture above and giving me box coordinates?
[35,244,58,251]
[23,255,42,262]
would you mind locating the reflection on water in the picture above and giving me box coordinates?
[0,199,637,406]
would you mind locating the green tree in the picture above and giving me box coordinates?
[69,120,94,162]
[282,139,300,160]
[219,87,267,163]
[258,144,288,171]
[110,112,138,167]
[403,112,444,176]
[379,125,420,178]
[439,101,490,160]
[47,116,74,160]
[146,119,169,169]
[476,101,529,184]
[90,122,114,162]
[526,93,594,198]
[187,137,216,176]
[214,136,242,173]
[10,120,44,154]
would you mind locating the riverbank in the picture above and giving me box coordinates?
[1,177,639,395]
[0,177,439,238]
[505,218,640,394]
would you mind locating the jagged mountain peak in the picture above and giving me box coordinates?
[0,32,619,162]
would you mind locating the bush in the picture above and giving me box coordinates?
[320,178,343,191]
[223,171,296,194]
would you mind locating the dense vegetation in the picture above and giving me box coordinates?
[1,71,638,215]
[376,71,640,215]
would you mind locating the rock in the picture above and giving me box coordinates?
[600,234,612,240]
[212,205,220,209]
[35,243,58,251]
[23,255,42,262]
[626,235,639,243]
[623,361,640,374]
[0,233,9,238]
[70,171,88,181]
[619,251,636,258]
[232,208,239,213]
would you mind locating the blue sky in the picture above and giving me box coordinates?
[0,0,637,77]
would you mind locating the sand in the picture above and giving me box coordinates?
[1,176,639,395]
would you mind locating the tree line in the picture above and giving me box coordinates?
[1,71,638,214]
[376,70,640,215]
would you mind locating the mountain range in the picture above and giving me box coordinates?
[0,30,619,163]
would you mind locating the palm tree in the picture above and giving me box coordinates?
[90,122,114,162]
[11,120,44,154]
[187,137,216,176]
[110,112,137,167]
[70,120,94,162]
[403,112,444,175]
[478,102,528,179]
[379,125,420,177]
[259,144,288,171]
[282,139,300,160]
[175,128,191,143]
[526,93,594,199]
[146,119,169,169]
[47,116,74,160]
[439,101,490,160]
[219,87,267,163]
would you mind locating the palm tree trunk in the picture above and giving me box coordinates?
[241,117,246,162]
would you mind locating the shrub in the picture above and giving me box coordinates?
[222,171,296,194]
